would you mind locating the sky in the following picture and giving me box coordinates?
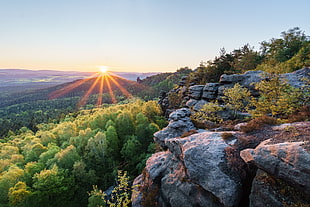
[0,0,309,73]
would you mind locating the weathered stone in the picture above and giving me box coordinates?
[202,83,220,100]
[282,67,310,88]
[185,99,198,108]
[188,85,204,99]
[220,74,244,84]
[154,108,195,148]
[249,169,286,207]
[164,132,242,207]
[240,70,264,88]
[240,139,310,195]
[217,84,234,97]
[133,131,243,207]
[192,99,208,111]
[249,169,310,207]
[132,151,224,207]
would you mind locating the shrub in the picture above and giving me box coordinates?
[240,115,278,133]
[223,83,251,118]
[251,74,304,117]
[221,132,234,140]
[287,105,310,123]
[191,101,224,124]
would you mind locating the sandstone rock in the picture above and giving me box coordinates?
[192,99,208,111]
[249,169,310,207]
[240,70,264,88]
[220,74,244,84]
[185,99,198,108]
[202,83,220,100]
[154,108,195,149]
[188,85,204,99]
[240,139,310,194]
[167,132,242,207]
[249,169,287,207]
[217,84,234,97]
[282,67,310,88]
[133,131,243,207]
[132,151,224,207]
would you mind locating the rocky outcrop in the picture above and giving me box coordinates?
[154,108,195,149]
[240,121,310,206]
[133,131,244,207]
[188,85,205,99]
[133,118,310,207]
[158,68,310,115]
[241,139,310,194]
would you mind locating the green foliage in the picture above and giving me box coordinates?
[0,100,165,207]
[257,27,310,73]
[88,171,131,207]
[0,165,24,204]
[8,181,31,207]
[167,89,183,109]
[223,83,251,118]
[251,74,304,117]
[32,165,74,206]
[191,101,224,124]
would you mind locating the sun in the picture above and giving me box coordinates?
[99,66,108,74]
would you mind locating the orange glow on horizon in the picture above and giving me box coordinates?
[49,69,131,108]
[77,75,101,108]
[49,73,99,99]
[104,74,116,104]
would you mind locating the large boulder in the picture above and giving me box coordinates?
[154,108,195,149]
[133,131,244,207]
[240,139,310,194]
[248,169,310,207]
[165,132,243,207]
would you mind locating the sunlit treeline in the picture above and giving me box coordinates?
[0,100,166,207]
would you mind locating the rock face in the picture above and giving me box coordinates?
[160,68,310,115]
[188,85,205,99]
[154,108,195,149]
[133,132,243,207]
[239,121,310,206]
[133,119,310,207]
[241,139,310,194]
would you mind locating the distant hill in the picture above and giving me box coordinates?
[0,74,154,137]
[0,69,159,93]
[0,74,151,108]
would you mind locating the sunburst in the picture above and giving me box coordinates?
[49,67,133,108]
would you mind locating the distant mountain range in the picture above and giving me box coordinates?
[0,69,159,93]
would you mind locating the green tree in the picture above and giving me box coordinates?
[88,171,131,207]
[0,165,24,205]
[223,83,252,118]
[105,126,120,162]
[8,181,31,207]
[54,145,80,170]
[251,74,304,117]
[32,165,74,207]
[115,112,135,145]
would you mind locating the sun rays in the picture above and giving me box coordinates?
[49,70,133,108]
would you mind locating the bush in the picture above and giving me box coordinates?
[221,132,234,140]
[223,83,251,119]
[251,74,304,117]
[241,115,278,133]
[287,105,310,123]
[191,101,224,124]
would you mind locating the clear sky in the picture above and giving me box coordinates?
[0,0,309,72]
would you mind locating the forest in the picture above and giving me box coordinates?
[0,100,166,207]
[0,27,309,207]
